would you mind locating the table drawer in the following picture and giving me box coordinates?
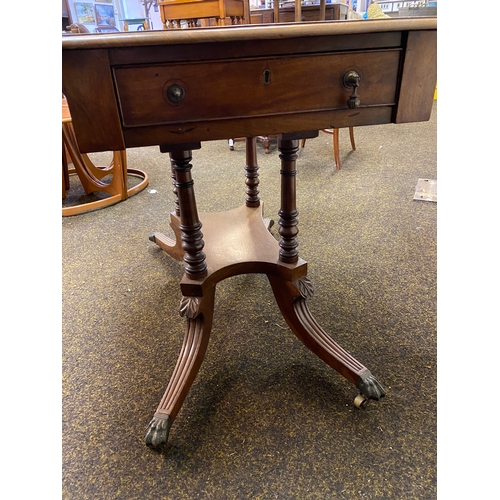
[114,49,401,128]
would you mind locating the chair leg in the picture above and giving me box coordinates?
[228,137,246,151]
[301,128,355,170]
[257,136,271,154]
[349,126,356,151]
[62,141,70,198]
[333,128,341,170]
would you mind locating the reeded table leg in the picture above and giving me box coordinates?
[145,288,216,448]
[268,274,385,404]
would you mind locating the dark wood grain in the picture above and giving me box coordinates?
[395,29,437,123]
[113,50,400,128]
[62,49,125,152]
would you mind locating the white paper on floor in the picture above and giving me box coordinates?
[413,178,437,202]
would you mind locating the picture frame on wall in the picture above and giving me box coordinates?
[74,2,96,24]
[95,3,116,27]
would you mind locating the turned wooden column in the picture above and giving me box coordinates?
[244,137,260,208]
[277,138,299,264]
[162,143,207,280]
[170,161,180,217]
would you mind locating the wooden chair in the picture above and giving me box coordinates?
[62,97,149,216]
[301,127,356,170]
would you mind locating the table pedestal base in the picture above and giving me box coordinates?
[145,138,385,449]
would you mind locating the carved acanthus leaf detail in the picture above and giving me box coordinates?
[294,277,314,299]
[179,296,201,318]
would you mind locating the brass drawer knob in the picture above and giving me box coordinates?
[343,70,361,109]
[166,83,185,103]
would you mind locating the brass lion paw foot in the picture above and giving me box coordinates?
[145,413,172,449]
[354,369,386,408]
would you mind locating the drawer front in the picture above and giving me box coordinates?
[113,49,401,128]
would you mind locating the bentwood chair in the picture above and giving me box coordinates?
[62,97,149,216]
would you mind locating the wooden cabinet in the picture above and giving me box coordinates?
[162,0,349,28]
[201,2,349,25]
[158,0,246,29]
[251,3,348,23]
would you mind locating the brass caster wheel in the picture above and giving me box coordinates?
[354,394,369,409]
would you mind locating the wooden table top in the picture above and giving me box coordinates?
[61,18,436,49]
[62,18,437,153]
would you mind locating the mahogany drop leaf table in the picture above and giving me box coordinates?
[62,18,437,449]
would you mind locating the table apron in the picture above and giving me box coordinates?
[121,106,393,148]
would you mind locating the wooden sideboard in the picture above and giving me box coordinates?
[200,2,348,25]
[62,18,437,448]
[159,0,346,28]
[158,0,248,28]
[250,2,347,23]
